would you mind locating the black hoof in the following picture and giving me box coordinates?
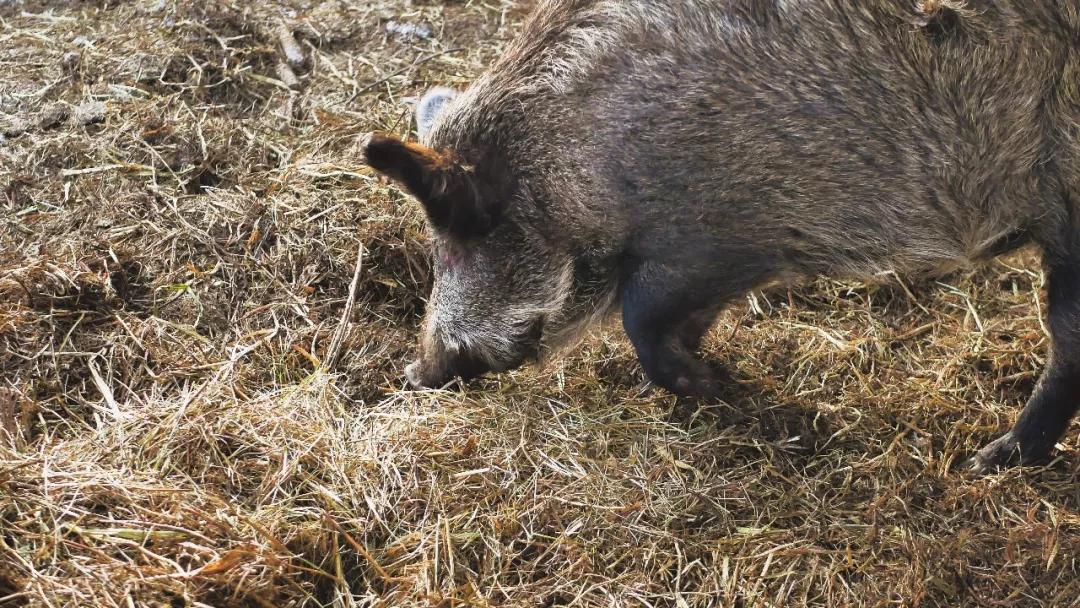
[969,432,1051,474]
[969,433,1019,474]
[668,395,725,424]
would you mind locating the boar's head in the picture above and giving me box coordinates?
[364,89,601,389]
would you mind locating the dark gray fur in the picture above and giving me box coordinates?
[365,0,1080,472]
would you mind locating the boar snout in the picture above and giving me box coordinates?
[403,350,491,390]
[404,360,436,389]
[404,357,462,390]
[405,319,545,389]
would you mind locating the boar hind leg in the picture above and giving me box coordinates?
[621,264,751,400]
[972,240,1080,472]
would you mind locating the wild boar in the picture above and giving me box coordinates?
[364,0,1080,472]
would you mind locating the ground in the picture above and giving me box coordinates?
[1,1,1079,606]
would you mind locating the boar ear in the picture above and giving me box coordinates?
[416,87,458,140]
[364,133,499,238]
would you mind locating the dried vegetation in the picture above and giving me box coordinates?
[1,1,1078,606]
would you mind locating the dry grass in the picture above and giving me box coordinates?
[1,1,1079,606]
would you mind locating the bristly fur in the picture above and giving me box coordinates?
[373,0,1080,470]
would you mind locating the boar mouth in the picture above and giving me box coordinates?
[513,315,546,365]
[467,315,546,377]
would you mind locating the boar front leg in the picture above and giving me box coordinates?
[972,239,1080,472]
[621,263,751,400]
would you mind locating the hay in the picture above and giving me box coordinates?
[1,1,1078,606]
